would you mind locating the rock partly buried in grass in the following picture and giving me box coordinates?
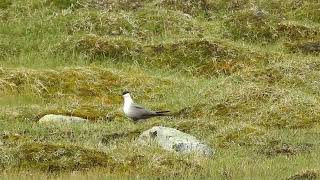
[38,114,89,124]
[138,126,213,157]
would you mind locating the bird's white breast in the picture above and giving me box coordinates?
[123,101,131,115]
[123,94,134,116]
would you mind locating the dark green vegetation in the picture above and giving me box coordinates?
[0,0,320,179]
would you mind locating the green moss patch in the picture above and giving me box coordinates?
[45,0,78,9]
[155,0,215,16]
[260,141,313,157]
[72,35,140,59]
[67,8,200,40]
[216,123,268,147]
[68,11,137,37]
[286,169,319,180]
[0,43,19,59]
[85,0,148,11]
[277,22,320,41]
[285,41,320,54]
[62,36,266,76]
[224,5,279,42]
[0,142,208,175]
[0,0,12,9]
[291,2,320,23]
[100,129,141,144]
[144,39,261,76]
[0,67,121,97]
[16,143,116,172]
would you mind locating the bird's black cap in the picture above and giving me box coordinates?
[122,91,130,95]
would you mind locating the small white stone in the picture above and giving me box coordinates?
[38,114,89,124]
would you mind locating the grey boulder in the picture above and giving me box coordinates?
[138,126,214,157]
[38,114,89,124]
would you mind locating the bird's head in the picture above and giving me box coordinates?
[122,90,131,98]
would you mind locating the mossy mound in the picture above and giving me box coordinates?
[143,39,261,76]
[0,67,121,97]
[0,0,12,9]
[16,143,113,172]
[256,91,320,128]
[63,36,266,76]
[224,5,279,42]
[0,142,207,175]
[0,43,19,59]
[67,8,200,40]
[291,2,320,23]
[135,8,201,38]
[286,169,319,180]
[285,41,320,54]
[49,0,77,9]
[85,0,149,11]
[277,22,320,41]
[216,123,268,147]
[68,11,137,37]
[0,67,175,99]
[156,0,215,16]
[67,34,141,59]
[260,141,313,157]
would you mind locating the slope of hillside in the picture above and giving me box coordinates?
[0,0,320,178]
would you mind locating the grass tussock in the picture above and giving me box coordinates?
[222,0,320,42]
[285,41,320,54]
[156,0,214,16]
[0,43,19,59]
[216,123,268,147]
[0,0,11,9]
[16,142,116,172]
[277,22,320,41]
[66,34,140,59]
[45,0,78,9]
[292,2,320,23]
[0,67,175,98]
[261,141,313,157]
[286,169,319,180]
[68,11,137,37]
[224,4,279,42]
[0,67,120,97]
[86,0,148,11]
[63,36,268,76]
[0,131,26,146]
[0,142,207,176]
[67,8,200,40]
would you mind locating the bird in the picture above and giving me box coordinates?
[122,91,170,122]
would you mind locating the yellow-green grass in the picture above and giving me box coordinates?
[0,0,320,179]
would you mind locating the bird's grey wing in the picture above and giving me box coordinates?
[132,104,145,109]
[131,103,156,117]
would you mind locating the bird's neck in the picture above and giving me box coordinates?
[124,95,134,106]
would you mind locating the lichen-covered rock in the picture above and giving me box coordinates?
[38,114,89,124]
[138,126,214,157]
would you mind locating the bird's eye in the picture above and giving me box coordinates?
[122,91,130,95]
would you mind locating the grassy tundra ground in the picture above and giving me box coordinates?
[0,0,320,179]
